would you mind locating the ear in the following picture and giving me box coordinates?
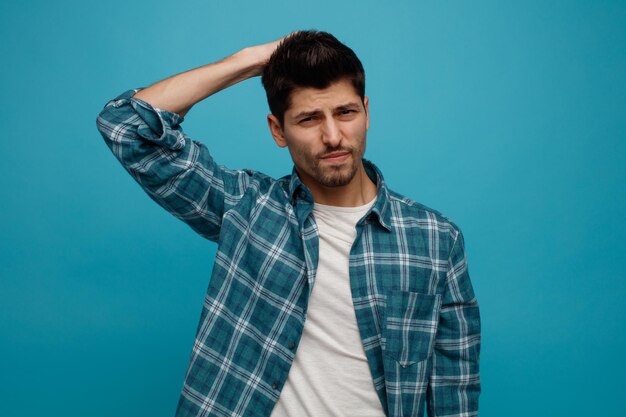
[364,96,370,130]
[267,114,288,148]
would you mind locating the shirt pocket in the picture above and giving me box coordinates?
[383,290,442,367]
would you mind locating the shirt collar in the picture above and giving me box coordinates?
[288,158,392,232]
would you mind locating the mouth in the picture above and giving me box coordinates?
[320,151,350,163]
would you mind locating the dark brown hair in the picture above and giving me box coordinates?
[262,30,366,126]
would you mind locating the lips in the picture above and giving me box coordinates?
[321,151,350,162]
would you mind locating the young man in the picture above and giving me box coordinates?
[96,31,480,417]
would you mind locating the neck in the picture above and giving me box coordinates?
[303,162,378,207]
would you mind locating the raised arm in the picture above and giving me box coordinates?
[96,37,285,241]
[134,38,282,117]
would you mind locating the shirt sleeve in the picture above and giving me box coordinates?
[95,88,253,242]
[427,226,481,416]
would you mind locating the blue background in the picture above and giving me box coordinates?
[1,0,625,415]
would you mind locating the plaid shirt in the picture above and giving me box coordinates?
[96,89,481,417]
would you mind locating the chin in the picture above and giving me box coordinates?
[319,167,359,187]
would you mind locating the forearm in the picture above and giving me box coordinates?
[133,46,268,117]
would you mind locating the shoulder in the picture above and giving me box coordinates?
[386,188,463,245]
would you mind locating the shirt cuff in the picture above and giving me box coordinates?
[107,88,187,151]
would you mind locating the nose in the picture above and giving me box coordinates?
[321,118,342,147]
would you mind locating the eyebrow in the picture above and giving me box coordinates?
[292,102,361,120]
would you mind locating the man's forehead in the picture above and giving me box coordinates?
[286,79,361,113]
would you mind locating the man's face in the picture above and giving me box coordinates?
[268,78,370,190]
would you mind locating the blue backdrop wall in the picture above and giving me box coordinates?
[1,1,625,416]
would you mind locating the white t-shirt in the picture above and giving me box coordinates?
[270,197,386,417]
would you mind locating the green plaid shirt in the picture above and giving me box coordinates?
[96,89,481,417]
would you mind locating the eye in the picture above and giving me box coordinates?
[298,115,318,125]
[338,109,357,118]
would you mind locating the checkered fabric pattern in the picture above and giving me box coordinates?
[96,88,481,417]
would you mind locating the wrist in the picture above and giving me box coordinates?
[234,47,266,75]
